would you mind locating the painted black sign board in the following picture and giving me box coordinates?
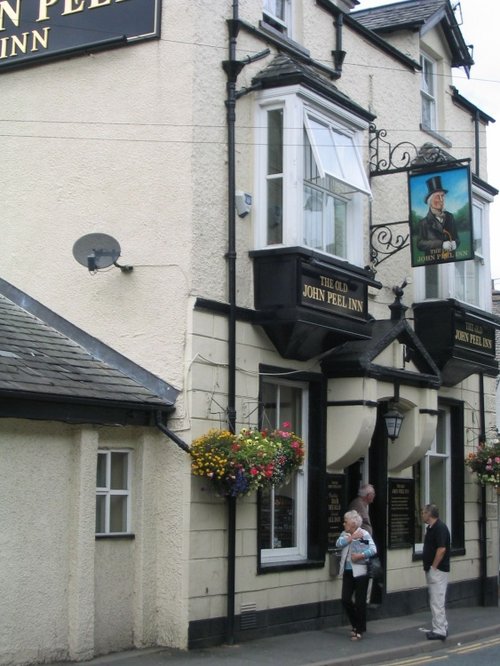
[327,473,346,550]
[388,478,414,549]
[0,0,161,71]
[300,263,368,321]
[455,317,495,357]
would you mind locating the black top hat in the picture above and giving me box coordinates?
[424,175,448,203]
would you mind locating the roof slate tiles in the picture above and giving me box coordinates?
[352,0,446,32]
[0,293,170,409]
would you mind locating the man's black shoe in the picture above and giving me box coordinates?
[426,631,446,641]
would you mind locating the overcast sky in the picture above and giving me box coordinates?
[355,0,500,282]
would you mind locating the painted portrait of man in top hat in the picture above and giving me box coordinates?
[409,166,473,267]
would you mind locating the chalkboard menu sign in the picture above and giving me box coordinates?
[388,478,414,548]
[327,474,346,550]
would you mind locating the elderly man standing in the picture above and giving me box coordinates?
[348,484,375,535]
[422,504,450,641]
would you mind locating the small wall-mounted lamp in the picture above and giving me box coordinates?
[384,404,405,441]
[383,383,404,441]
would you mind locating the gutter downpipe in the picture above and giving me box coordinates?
[222,2,269,644]
[474,109,481,178]
[478,373,487,605]
[155,412,191,453]
[223,0,241,646]
[332,10,346,73]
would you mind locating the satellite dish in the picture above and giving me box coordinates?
[72,233,133,273]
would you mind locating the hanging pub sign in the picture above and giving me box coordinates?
[408,164,473,267]
[0,0,161,71]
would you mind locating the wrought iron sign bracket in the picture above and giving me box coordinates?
[368,124,471,267]
[370,221,410,268]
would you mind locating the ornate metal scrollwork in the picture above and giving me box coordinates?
[369,125,416,175]
[368,125,470,265]
[369,124,460,176]
[370,221,409,267]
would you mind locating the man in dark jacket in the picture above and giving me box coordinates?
[422,504,450,641]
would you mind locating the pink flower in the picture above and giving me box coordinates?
[250,467,259,476]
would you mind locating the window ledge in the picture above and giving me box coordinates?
[96,533,135,540]
[259,21,310,57]
[420,124,452,148]
[258,558,324,574]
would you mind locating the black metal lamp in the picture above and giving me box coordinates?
[384,404,404,441]
[384,381,404,441]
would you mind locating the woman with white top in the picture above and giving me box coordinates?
[336,510,377,641]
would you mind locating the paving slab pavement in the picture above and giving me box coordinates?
[44,605,500,666]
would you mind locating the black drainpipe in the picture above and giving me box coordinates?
[222,1,241,645]
[155,412,191,453]
[332,10,346,73]
[221,0,269,645]
[474,109,481,178]
[478,373,487,605]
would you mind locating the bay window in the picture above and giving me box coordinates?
[256,87,371,266]
[415,188,492,309]
[454,201,486,306]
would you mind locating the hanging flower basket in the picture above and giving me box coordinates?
[465,434,500,487]
[190,424,305,498]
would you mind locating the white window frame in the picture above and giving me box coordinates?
[263,0,292,36]
[452,195,491,309]
[304,113,371,195]
[259,379,308,565]
[414,407,451,553]
[96,449,132,535]
[413,187,492,310]
[420,53,437,130]
[254,85,370,267]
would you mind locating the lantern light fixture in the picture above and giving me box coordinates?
[384,381,404,441]
[384,404,405,441]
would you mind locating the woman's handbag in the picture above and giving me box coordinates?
[367,555,383,580]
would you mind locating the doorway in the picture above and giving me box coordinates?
[345,403,388,606]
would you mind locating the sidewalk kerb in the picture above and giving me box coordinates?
[306,623,500,666]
